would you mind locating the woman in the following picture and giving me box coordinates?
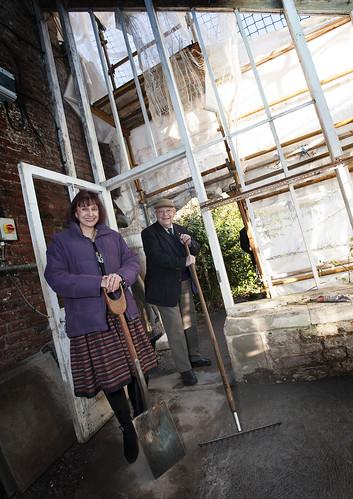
[44,190,157,464]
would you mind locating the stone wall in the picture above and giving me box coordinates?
[224,284,353,382]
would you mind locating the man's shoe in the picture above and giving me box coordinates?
[191,357,212,368]
[181,369,198,386]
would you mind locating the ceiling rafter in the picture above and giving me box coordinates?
[38,1,353,14]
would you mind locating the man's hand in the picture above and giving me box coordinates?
[186,255,196,267]
[179,233,191,246]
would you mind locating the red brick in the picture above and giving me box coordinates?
[6,328,35,346]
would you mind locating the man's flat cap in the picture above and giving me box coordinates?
[154,198,175,209]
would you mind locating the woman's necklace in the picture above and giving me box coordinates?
[89,228,97,242]
[90,231,104,264]
[81,227,97,241]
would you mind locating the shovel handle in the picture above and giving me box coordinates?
[184,242,238,416]
[116,302,151,411]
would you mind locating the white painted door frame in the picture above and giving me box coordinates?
[18,161,118,443]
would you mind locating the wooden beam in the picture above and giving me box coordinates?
[38,1,353,14]
[199,157,353,211]
[271,261,353,286]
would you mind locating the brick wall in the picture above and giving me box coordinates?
[0,1,114,370]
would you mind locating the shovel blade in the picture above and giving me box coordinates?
[134,400,185,479]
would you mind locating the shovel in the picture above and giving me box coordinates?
[184,243,281,446]
[104,286,185,478]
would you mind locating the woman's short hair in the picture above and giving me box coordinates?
[66,190,106,225]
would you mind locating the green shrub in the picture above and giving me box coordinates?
[176,201,262,311]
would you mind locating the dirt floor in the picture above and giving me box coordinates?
[11,310,353,499]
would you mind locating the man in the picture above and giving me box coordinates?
[141,198,211,386]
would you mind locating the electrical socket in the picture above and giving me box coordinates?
[0,218,18,241]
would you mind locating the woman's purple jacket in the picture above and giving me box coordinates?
[44,222,140,338]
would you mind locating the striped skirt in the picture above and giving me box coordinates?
[70,312,157,398]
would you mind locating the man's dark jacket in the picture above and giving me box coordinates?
[141,221,200,307]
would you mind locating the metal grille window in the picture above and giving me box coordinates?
[239,13,310,38]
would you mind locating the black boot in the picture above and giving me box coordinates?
[105,388,139,464]
[120,421,139,464]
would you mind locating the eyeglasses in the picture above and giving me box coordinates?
[156,209,174,215]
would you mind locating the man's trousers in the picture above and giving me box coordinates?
[156,278,202,373]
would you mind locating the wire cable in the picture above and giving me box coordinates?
[6,273,50,319]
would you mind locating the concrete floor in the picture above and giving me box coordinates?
[16,310,353,499]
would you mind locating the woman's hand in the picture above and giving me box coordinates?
[179,233,191,246]
[101,273,122,293]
